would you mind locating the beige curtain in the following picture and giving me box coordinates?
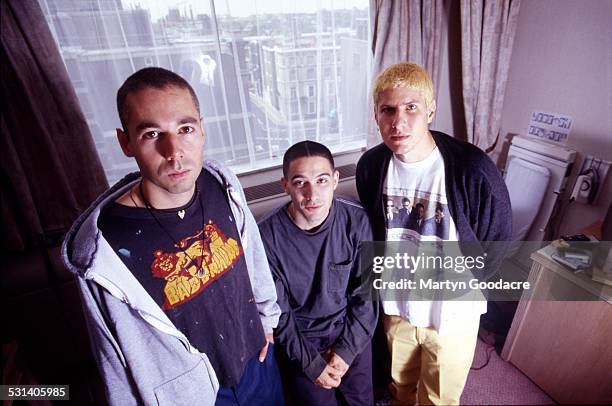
[461,0,521,160]
[368,0,445,147]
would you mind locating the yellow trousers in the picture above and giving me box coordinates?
[383,315,479,405]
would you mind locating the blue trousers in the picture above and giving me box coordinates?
[278,332,373,406]
[215,344,284,406]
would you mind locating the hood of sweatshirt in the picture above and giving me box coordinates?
[60,160,246,348]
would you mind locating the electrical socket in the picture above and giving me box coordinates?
[570,173,593,203]
[572,155,611,204]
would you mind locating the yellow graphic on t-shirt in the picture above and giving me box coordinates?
[150,220,243,309]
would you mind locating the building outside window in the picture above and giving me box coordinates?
[307,84,315,97]
[308,101,316,114]
[39,0,370,183]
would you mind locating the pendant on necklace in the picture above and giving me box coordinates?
[178,209,185,219]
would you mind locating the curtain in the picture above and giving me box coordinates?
[0,0,108,253]
[368,0,445,147]
[460,0,521,160]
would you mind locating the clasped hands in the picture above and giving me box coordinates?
[315,350,349,389]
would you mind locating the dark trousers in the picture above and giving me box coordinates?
[215,344,284,406]
[279,330,373,406]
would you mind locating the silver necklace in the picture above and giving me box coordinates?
[138,182,207,279]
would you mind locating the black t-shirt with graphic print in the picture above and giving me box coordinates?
[98,169,265,387]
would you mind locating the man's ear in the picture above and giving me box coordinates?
[200,117,206,143]
[280,177,288,193]
[116,128,133,157]
[332,170,340,190]
[427,100,437,124]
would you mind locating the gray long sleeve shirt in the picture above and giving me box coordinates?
[258,197,378,381]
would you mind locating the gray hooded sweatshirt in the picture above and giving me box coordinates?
[62,160,281,405]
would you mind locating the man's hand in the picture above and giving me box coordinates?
[314,364,342,389]
[258,333,274,362]
[325,351,349,378]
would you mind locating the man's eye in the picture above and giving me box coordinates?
[180,126,195,134]
[381,107,394,114]
[293,181,304,187]
[318,178,329,184]
[143,131,159,139]
[406,104,417,111]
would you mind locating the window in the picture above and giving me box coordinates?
[305,84,315,97]
[40,0,370,183]
[308,101,316,114]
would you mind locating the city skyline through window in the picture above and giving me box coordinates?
[40,0,371,184]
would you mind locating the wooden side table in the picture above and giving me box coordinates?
[501,245,612,404]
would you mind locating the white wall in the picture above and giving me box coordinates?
[500,0,612,235]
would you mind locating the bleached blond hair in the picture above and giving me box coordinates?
[372,62,435,109]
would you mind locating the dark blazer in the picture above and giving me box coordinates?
[355,131,512,279]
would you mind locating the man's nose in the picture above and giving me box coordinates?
[392,111,406,129]
[303,183,315,200]
[160,133,184,160]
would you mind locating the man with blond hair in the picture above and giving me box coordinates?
[356,63,511,404]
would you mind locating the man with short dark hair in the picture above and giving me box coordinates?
[259,141,377,405]
[62,67,282,405]
[422,204,448,239]
[409,202,426,233]
[396,197,411,228]
[386,198,398,228]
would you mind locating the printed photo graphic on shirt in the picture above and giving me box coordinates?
[384,193,450,241]
[150,220,243,309]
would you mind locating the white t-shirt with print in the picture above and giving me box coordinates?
[382,147,486,334]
